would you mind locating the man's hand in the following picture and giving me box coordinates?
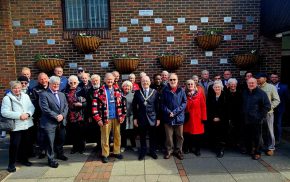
[134,119,138,127]
[156,120,160,127]
[213,117,220,122]
[56,114,64,122]
[98,121,103,127]
[120,118,125,124]
[74,102,82,107]
[20,113,29,120]
[169,112,174,118]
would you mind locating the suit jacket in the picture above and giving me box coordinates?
[39,89,68,128]
[132,88,160,127]
[275,82,289,113]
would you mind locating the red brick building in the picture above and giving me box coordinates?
[0,0,286,97]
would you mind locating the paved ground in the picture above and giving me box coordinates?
[1,135,290,182]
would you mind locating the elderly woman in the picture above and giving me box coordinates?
[192,75,205,99]
[129,73,140,92]
[1,81,35,172]
[183,79,207,156]
[65,75,87,154]
[207,80,228,158]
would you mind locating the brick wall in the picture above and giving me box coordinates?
[1,0,282,96]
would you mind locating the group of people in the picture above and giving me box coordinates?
[1,66,289,173]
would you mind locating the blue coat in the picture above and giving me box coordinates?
[161,85,187,126]
[275,83,289,113]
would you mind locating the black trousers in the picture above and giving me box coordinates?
[183,133,202,151]
[9,129,29,166]
[43,124,66,162]
[70,122,86,152]
[210,121,227,151]
[245,123,263,155]
[139,125,156,155]
[121,122,136,148]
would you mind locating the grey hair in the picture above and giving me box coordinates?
[91,74,101,81]
[104,73,115,81]
[129,73,136,79]
[49,76,61,84]
[81,72,90,80]
[10,81,21,89]
[68,75,79,84]
[213,80,224,91]
[161,70,169,75]
[228,78,238,85]
[186,79,195,85]
[201,70,209,75]
[192,75,199,80]
[122,80,133,89]
[140,72,147,77]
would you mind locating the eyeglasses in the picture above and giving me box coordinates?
[78,70,84,73]
[187,83,194,85]
[69,82,78,84]
[20,82,28,85]
[169,79,177,81]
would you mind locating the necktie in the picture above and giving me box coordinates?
[54,93,60,106]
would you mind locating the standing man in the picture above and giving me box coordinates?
[242,78,271,160]
[21,67,38,93]
[53,66,68,92]
[161,73,187,160]
[222,70,232,88]
[133,76,160,160]
[92,73,127,163]
[161,70,169,86]
[199,70,214,97]
[39,76,68,168]
[112,71,122,88]
[270,73,289,144]
[256,73,280,156]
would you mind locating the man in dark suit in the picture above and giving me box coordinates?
[39,76,68,168]
[133,76,160,160]
[270,73,289,144]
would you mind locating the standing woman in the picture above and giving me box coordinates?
[207,80,228,158]
[65,75,87,154]
[1,81,35,172]
[183,79,207,156]
[129,73,140,92]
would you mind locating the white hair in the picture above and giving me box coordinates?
[91,74,101,81]
[129,73,136,79]
[122,80,133,89]
[49,76,61,84]
[68,75,79,84]
[228,78,238,85]
[213,80,224,90]
[192,75,199,80]
[10,81,21,89]
[161,70,169,75]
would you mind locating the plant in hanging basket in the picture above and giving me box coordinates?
[112,53,140,73]
[34,54,65,72]
[233,49,259,68]
[196,28,223,50]
[158,51,184,70]
[73,33,101,54]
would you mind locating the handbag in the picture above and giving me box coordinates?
[0,97,15,131]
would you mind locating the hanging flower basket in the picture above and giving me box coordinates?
[73,35,101,54]
[113,58,140,73]
[196,35,222,50]
[36,58,65,72]
[159,55,184,70]
[233,54,259,68]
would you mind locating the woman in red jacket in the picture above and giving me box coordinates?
[183,79,207,156]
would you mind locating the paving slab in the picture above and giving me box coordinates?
[188,173,236,182]
[145,158,179,175]
[182,158,227,174]
[42,162,84,178]
[4,179,38,182]
[109,174,182,182]
[7,166,49,179]
[262,156,290,171]
[232,172,287,182]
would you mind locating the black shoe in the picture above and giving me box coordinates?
[56,155,68,161]
[114,154,123,159]
[21,161,32,166]
[183,149,190,154]
[48,160,59,168]
[150,152,158,159]
[216,151,224,158]
[70,150,77,154]
[79,150,84,154]
[38,153,46,159]
[138,154,145,160]
[194,149,201,156]
[7,165,16,173]
[175,151,184,160]
[102,156,109,163]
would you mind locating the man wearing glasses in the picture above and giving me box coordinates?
[18,76,29,94]
[161,73,187,160]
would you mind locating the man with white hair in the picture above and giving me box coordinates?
[161,70,169,85]
[39,76,69,168]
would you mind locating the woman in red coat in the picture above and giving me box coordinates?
[183,79,207,156]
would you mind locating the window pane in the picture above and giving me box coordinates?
[88,0,109,28]
[65,0,86,29]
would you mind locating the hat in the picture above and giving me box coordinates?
[255,73,268,79]
[77,67,84,72]
[17,76,29,82]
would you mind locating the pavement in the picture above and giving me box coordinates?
[1,134,290,182]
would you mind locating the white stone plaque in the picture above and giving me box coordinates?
[143,37,151,43]
[120,37,128,43]
[235,24,243,30]
[14,40,22,46]
[119,27,127,32]
[205,51,213,57]
[69,63,77,69]
[143,26,151,32]
[47,39,55,45]
[246,34,254,40]
[101,62,109,68]
[246,16,254,22]
[190,59,198,65]
[220,58,228,64]
[189,25,197,31]
[85,54,93,60]
[240,70,247,76]
[45,20,53,26]
[177,18,186,23]
[12,21,20,27]
[139,10,153,16]
[131,19,139,25]
[167,37,174,42]
[200,17,209,23]
[166,26,174,31]
[224,17,232,23]
[224,35,232,41]
[29,28,38,34]
[122,74,129,80]
[154,18,162,24]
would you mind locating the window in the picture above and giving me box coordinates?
[63,0,110,30]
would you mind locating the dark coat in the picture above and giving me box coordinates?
[225,89,243,126]
[207,91,228,125]
[242,87,271,124]
[160,85,187,126]
[132,88,160,127]
[274,83,289,113]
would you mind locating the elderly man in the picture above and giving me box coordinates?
[242,78,271,160]
[161,70,169,85]
[39,76,68,168]
[133,76,160,160]
[92,73,127,163]
[21,67,38,93]
[53,66,68,92]
[199,70,214,97]
[222,70,232,88]
[112,71,122,88]
[256,73,280,156]
[161,73,187,160]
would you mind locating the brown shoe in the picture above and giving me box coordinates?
[252,154,261,160]
[175,151,184,160]
[164,153,171,159]
[266,150,274,156]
